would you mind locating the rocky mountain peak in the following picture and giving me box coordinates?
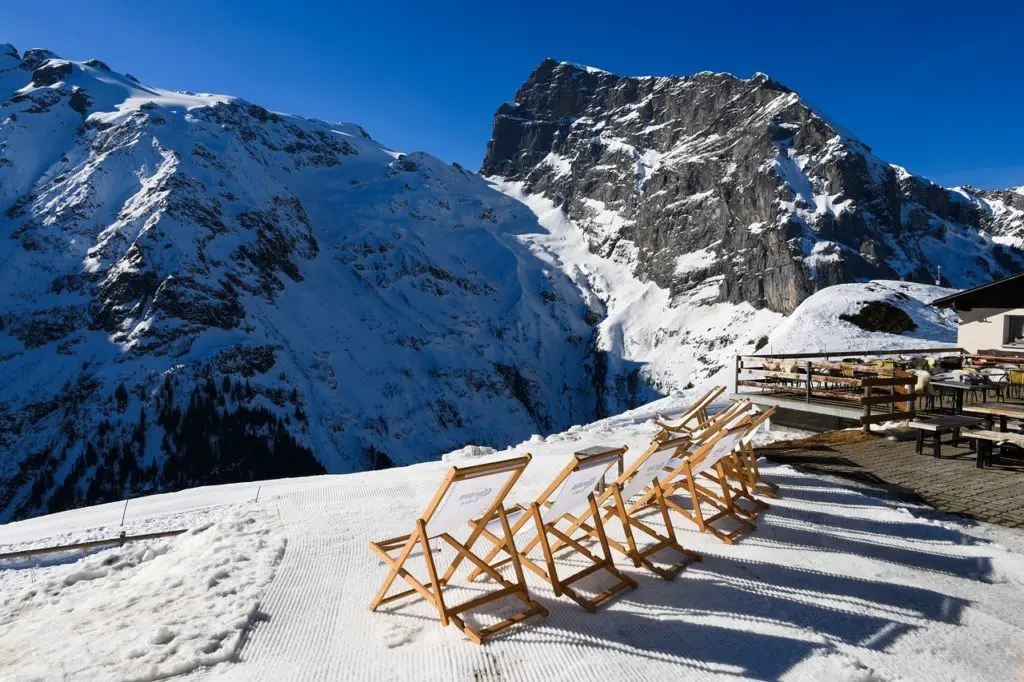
[21,47,59,70]
[484,59,1024,316]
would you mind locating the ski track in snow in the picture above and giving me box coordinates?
[2,397,1024,681]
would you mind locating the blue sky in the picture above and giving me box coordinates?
[6,0,1024,188]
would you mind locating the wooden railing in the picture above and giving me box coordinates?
[735,354,938,431]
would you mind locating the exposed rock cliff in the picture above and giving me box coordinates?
[483,59,1023,315]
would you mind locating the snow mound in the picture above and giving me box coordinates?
[763,280,958,355]
[441,444,497,462]
[0,506,284,681]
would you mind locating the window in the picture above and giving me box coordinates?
[1006,316,1024,347]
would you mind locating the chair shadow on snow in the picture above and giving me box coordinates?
[366,453,988,680]
[763,502,983,546]
[373,492,975,680]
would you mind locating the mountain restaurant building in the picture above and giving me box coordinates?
[933,272,1024,355]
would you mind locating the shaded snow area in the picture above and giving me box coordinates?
[765,280,958,355]
[2,396,1023,680]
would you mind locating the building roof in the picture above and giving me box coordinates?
[932,271,1024,310]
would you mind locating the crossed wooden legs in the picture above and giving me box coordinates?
[552,482,701,581]
[660,460,757,544]
[468,496,637,612]
[368,507,547,644]
[736,440,779,500]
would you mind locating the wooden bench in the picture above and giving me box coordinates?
[908,415,984,458]
[961,430,1024,468]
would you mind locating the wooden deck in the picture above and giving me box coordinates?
[757,432,1024,528]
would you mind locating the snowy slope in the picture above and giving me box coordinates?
[2,402,1023,681]
[0,45,609,521]
[495,177,957,399]
[764,280,959,355]
[494,179,785,400]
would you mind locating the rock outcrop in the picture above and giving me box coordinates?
[483,59,1024,315]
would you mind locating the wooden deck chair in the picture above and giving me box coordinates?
[731,406,780,500]
[653,420,759,544]
[653,385,727,438]
[669,400,770,520]
[467,449,638,612]
[553,436,704,580]
[368,455,547,644]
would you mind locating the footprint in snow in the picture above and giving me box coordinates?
[380,621,419,648]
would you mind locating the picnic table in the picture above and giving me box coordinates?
[907,414,984,458]
[931,380,991,413]
[963,402,1024,432]
[961,402,1024,467]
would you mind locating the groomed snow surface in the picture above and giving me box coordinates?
[2,395,1024,681]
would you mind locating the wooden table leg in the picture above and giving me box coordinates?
[976,441,985,468]
[916,430,924,456]
[1000,415,1008,433]
[932,433,941,458]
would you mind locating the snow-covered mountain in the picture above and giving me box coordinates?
[484,61,1024,313]
[0,47,1012,521]
[0,45,620,520]
[481,58,1022,393]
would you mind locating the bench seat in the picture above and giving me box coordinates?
[961,429,1024,468]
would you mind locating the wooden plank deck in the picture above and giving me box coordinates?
[757,432,1024,528]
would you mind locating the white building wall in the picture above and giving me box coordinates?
[957,307,1024,353]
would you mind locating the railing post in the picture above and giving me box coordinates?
[806,361,812,404]
[863,383,872,433]
[735,355,741,395]
[890,364,897,414]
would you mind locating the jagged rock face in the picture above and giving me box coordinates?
[483,59,1024,315]
[0,45,602,520]
[960,186,1024,246]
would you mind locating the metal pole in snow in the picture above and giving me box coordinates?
[120,498,129,527]
[254,486,262,503]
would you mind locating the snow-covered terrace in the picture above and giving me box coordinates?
[2,395,1024,680]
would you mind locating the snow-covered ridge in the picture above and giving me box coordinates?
[483,59,1024,320]
[0,45,616,521]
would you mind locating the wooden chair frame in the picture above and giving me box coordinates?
[368,455,547,644]
[731,406,779,501]
[468,449,638,612]
[653,385,726,438]
[670,402,774,521]
[652,422,759,544]
[552,437,703,580]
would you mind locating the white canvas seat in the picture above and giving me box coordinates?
[469,448,637,612]
[653,418,762,543]
[368,454,547,644]
[554,437,703,580]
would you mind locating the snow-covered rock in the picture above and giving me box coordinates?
[764,280,959,355]
[483,59,1024,316]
